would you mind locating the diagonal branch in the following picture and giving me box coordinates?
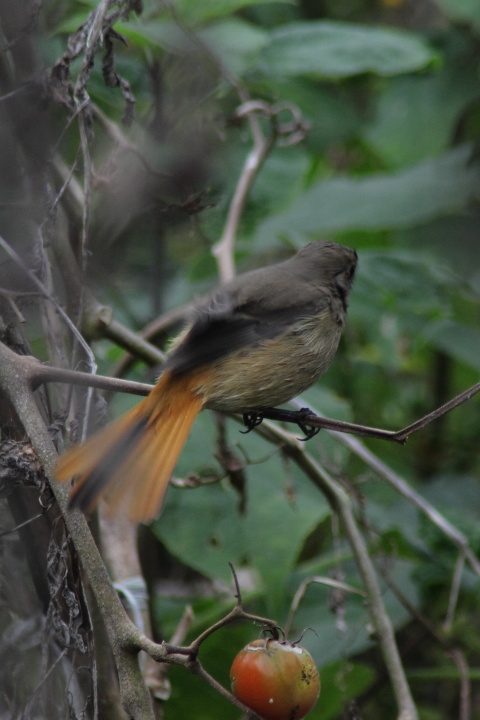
[247,380,480,443]
[28,357,480,577]
[253,420,419,720]
[29,360,480,448]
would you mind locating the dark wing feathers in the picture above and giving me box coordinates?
[166,286,326,377]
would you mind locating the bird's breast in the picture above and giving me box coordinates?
[200,306,344,413]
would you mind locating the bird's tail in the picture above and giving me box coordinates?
[55,369,207,522]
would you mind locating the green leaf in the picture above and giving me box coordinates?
[259,78,361,151]
[172,0,291,27]
[199,19,267,76]
[254,145,480,243]
[256,20,437,78]
[118,17,269,74]
[423,319,480,371]
[436,0,480,28]
[116,18,192,53]
[310,661,375,720]
[363,64,480,168]
[153,416,330,616]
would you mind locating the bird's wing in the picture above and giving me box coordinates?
[166,281,328,376]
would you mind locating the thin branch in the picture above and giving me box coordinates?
[30,362,480,453]
[187,602,278,658]
[254,380,480,443]
[448,649,471,720]
[254,421,418,720]
[0,235,95,369]
[368,553,471,720]
[109,302,192,378]
[443,552,465,632]
[284,576,366,637]
[212,103,276,282]
[212,101,308,281]
[188,659,263,720]
[30,360,153,396]
[288,398,480,578]
[30,360,480,576]
[102,318,166,365]
[92,104,170,179]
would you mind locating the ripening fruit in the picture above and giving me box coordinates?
[230,638,320,720]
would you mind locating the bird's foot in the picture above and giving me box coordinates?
[241,407,320,441]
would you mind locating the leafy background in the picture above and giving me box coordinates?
[1,0,480,718]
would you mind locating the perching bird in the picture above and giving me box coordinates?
[56,241,357,522]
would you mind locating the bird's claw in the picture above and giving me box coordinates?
[241,412,264,434]
[241,407,320,441]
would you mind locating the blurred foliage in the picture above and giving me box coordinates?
[1,0,480,718]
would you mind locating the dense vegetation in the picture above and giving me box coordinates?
[1,1,480,718]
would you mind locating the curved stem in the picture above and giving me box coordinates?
[257,421,419,720]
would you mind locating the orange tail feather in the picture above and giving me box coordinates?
[55,370,208,522]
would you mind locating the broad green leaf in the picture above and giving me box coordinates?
[116,19,193,53]
[399,218,480,289]
[313,662,375,720]
[363,62,480,168]
[199,19,267,76]
[172,0,292,26]
[436,0,480,28]
[254,145,480,244]
[423,319,480,371]
[256,20,437,78]
[54,12,93,34]
[153,415,330,616]
[118,17,268,67]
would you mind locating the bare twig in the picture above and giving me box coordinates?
[212,102,277,282]
[30,360,153,396]
[284,576,366,637]
[212,101,308,282]
[256,380,480,443]
[289,398,480,578]
[443,552,465,632]
[30,361,480,455]
[253,421,419,720]
[0,236,95,369]
[362,554,471,720]
[102,318,166,365]
[449,649,471,720]
[108,302,192,378]
[92,104,170,179]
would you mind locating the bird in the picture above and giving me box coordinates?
[55,241,357,522]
